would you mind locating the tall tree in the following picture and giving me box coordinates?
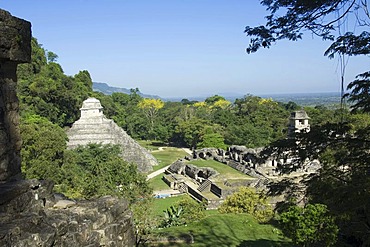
[137,98,165,139]
[246,1,370,245]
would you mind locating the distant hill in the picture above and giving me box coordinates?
[93,82,341,107]
[93,82,161,99]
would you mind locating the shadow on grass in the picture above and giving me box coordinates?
[148,214,293,247]
[151,141,167,147]
[237,239,293,247]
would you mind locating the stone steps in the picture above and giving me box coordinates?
[178,183,188,193]
[197,179,212,192]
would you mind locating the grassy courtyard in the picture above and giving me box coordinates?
[148,144,255,191]
[186,159,254,182]
[151,147,189,171]
[150,212,292,247]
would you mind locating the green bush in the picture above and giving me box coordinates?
[218,186,273,223]
[279,203,338,246]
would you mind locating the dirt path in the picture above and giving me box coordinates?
[146,165,170,180]
[181,148,192,155]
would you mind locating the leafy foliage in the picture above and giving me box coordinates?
[218,187,273,223]
[161,196,206,228]
[161,205,183,228]
[17,38,92,127]
[20,114,67,182]
[18,42,294,150]
[345,71,370,113]
[137,98,165,139]
[245,0,370,117]
[245,0,369,54]
[131,198,158,246]
[173,196,206,225]
[280,204,338,246]
[263,120,370,245]
[61,144,152,203]
[246,2,370,244]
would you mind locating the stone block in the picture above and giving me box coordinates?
[0,9,31,63]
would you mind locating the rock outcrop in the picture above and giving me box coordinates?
[67,97,158,173]
[0,9,31,182]
[0,180,136,246]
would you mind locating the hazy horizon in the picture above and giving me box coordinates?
[93,81,341,104]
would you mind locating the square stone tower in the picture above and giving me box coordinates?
[288,110,310,136]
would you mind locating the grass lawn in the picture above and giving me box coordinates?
[149,175,171,191]
[137,140,167,151]
[150,211,293,247]
[187,159,254,182]
[148,146,189,191]
[151,194,189,217]
[151,148,188,171]
[150,213,292,247]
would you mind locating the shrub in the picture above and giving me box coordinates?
[218,187,273,223]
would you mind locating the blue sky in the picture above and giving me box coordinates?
[2,0,369,98]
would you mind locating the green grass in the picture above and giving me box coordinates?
[151,148,188,171]
[151,194,189,217]
[187,159,253,182]
[137,140,167,151]
[150,213,292,247]
[148,146,189,191]
[149,175,171,191]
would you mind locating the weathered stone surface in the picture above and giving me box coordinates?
[168,160,218,180]
[167,160,187,174]
[0,9,31,63]
[0,9,31,183]
[53,199,76,209]
[192,145,320,178]
[67,98,158,173]
[0,180,136,247]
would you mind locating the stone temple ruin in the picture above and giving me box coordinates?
[191,145,320,178]
[161,110,319,208]
[67,97,158,173]
[0,10,135,246]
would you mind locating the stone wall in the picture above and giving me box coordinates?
[193,146,320,178]
[0,180,136,246]
[0,9,31,182]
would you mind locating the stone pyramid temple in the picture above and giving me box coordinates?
[67,97,158,173]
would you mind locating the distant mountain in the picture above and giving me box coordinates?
[93,82,161,99]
